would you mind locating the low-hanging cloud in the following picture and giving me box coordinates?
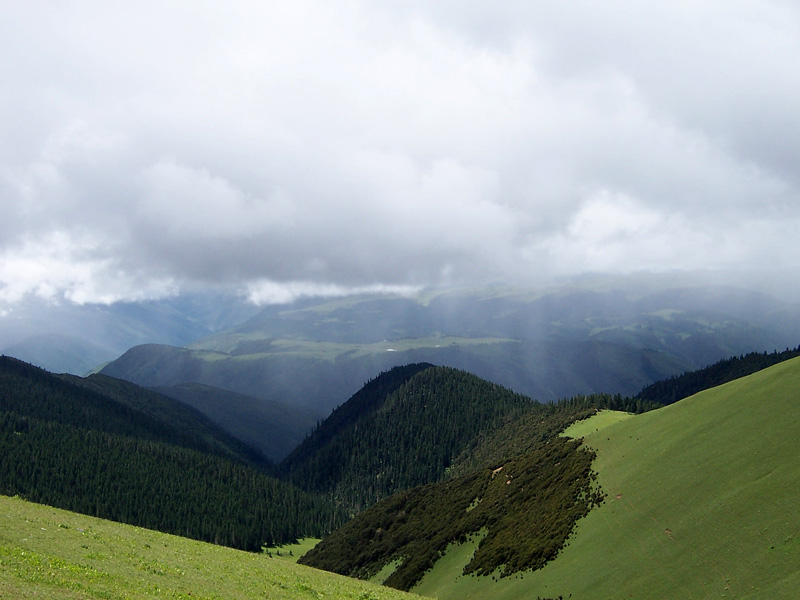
[1,0,799,306]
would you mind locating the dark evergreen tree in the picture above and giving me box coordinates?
[635,345,800,406]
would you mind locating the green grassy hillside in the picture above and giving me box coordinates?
[0,495,420,600]
[412,356,800,599]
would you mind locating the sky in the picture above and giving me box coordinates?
[2,1,800,307]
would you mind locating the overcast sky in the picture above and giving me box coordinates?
[2,1,799,307]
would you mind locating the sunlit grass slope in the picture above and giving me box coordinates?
[560,408,634,438]
[0,495,421,600]
[413,356,800,599]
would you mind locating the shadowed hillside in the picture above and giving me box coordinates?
[0,356,344,550]
[154,382,316,462]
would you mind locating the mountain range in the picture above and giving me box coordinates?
[94,281,800,459]
[3,277,800,598]
[3,345,800,598]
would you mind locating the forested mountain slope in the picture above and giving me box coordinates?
[280,365,537,514]
[0,356,344,550]
[300,435,601,590]
[297,384,604,589]
[60,370,267,467]
[1,355,257,465]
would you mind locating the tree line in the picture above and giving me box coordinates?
[634,345,800,406]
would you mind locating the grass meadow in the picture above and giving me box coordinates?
[0,495,420,600]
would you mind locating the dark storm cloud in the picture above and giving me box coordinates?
[1,1,799,306]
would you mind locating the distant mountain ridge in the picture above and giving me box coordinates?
[3,333,112,376]
[100,284,800,439]
[0,291,260,375]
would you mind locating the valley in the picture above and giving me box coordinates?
[4,353,800,598]
[2,282,800,599]
[5,2,800,597]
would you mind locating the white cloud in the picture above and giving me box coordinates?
[1,0,799,306]
[244,280,420,306]
[0,232,177,305]
[138,159,296,238]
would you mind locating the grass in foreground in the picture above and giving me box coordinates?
[0,495,422,600]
